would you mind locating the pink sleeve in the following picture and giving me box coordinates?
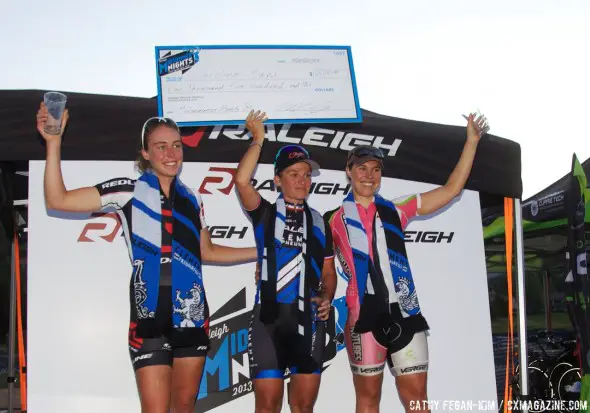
[392,194,421,230]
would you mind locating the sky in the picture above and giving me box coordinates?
[2,0,589,198]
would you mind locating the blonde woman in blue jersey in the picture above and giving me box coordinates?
[36,102,257,413]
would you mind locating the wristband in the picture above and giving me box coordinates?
[250,142,263,149]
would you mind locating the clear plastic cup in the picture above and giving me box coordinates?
[43,92,67,135]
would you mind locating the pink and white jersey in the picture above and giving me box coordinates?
[326,194,426,375]
[325,194,421,309]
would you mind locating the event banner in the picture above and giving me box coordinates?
[155,45,362,126]
[27,160,496,413]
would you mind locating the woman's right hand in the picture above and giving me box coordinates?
[36,102,69,143]
[245,110,267,144]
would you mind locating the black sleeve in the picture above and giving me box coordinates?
[323,210,335,259]
[245,196,273,227]
[94,177,135,210]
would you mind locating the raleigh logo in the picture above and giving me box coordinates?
[78,212,122,242]
[250,179,350,196]
[209,323,230,340]
[78,215,248,242]
[101,179,134,189]
[198,166,350,195]
[209,226,248,240]
[199,167,238,195]
[404,231,454,243]
[183,124,402,156]
[182,127,207,148]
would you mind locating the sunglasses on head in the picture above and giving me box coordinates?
[347,145,384,161]
[141,117,179,149]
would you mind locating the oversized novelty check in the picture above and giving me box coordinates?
[155,45,362,126]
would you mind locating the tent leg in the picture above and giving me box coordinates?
[515,198,529,411]
[8,232,17,412]
[544,270,552,332]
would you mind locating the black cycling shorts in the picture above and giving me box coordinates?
[249,304,326,379]
[128,322,209,371]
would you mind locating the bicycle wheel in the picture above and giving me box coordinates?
[550,362,573,391]
[513,366,554,412]
[557,367,582,412]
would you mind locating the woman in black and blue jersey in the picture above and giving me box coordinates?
[36,102,257,413]
[235,110,337,413]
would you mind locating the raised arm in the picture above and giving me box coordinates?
[418,112,489,216]
[199,228,257,264]
[37,102,102,213]
[235,110,268,211]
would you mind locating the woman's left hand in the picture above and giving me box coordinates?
[463,111,490,143]
[311,297,332,321]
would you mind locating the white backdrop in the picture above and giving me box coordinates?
[27,160,497,412]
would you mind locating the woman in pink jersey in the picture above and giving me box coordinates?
[325,112,490,413]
